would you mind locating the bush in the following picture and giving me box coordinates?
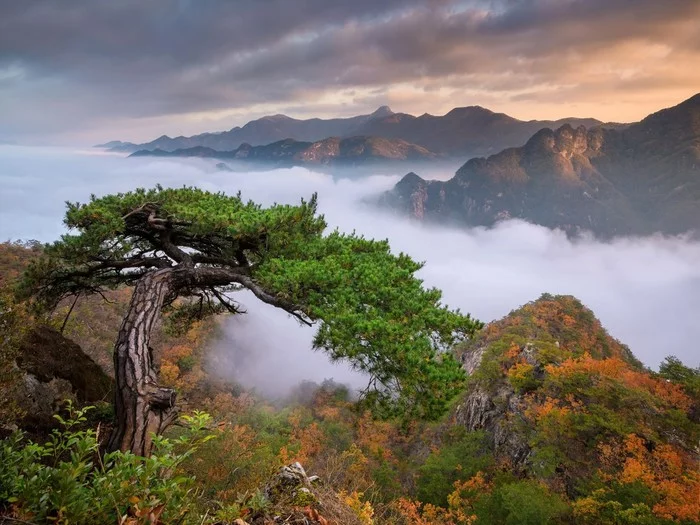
[0,403,215,524]
[416,429,491,506]
[465,478,569,525]
[495,480,568,525]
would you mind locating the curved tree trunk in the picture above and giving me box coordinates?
[107,268,178,456]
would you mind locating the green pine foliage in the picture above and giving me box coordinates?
[20,186,482,420]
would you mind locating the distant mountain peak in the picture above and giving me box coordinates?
[370,105,394,118]
[260,114,294,122]
[445,105,497,117]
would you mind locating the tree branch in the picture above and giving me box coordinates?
[169,266,314,326]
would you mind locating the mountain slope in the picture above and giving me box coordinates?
[381,93,700,237]
[130,135,437,166]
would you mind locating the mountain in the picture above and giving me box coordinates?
[444,293,699,523]
[99,105,608,158]
[353,105,607,157]
[93,140,138,152]
[381,94,700,237]
[130,135,437,166]
[106,106,396,153]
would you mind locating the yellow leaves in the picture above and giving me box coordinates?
[505,342,521,359]
[394,479,484,525]
[571,491,606,523]
[653,475,700,522]
[315,404,340,420]
[278,445,292,466]
[393,498,439,525]
[356,411,395,461]
[562,314,576,327]
[280,411,327,466]
[620,369,692,411]
[339,491,374,524]
[507,361,534,381]
[158,362,179,386]
[158,316,217,394]
[546,352,626,379]
[203,392,255,419]
[621,457,654,485]
[446,471,492,520]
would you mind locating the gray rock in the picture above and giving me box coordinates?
[461,345,486,375]
[264,462,318,505]
[5,326,113,432]
[454,343,533,468]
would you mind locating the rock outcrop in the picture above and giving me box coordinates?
[9,326,113,431]
[230,462,363,525]
[454,344,533,468]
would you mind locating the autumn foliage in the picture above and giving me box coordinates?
[3,244,699,524]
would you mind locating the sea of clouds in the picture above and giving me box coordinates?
[1,145,698,396]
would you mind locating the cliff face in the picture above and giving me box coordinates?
[382,94,700,237]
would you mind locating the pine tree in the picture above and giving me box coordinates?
[21,186,481,456]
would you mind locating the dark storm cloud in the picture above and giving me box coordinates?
[1,0,699,143]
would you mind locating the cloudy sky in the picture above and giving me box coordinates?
[1,0,699,145]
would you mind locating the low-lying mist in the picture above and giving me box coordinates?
[2,145,698,397]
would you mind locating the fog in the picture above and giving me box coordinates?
[1,146,698,396]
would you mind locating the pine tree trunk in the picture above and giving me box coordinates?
[107,268,178,456]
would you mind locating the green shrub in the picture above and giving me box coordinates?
[416,429,491,506]
[473,479,569,525]
[0,403,215,524]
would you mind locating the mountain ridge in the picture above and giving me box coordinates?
[104,106,397,154]
[129,135,438,166]
[381,93,700,238]
[100,104,612,158]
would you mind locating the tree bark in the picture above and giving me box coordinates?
[104,264,307,456]
[107,268,178,456]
